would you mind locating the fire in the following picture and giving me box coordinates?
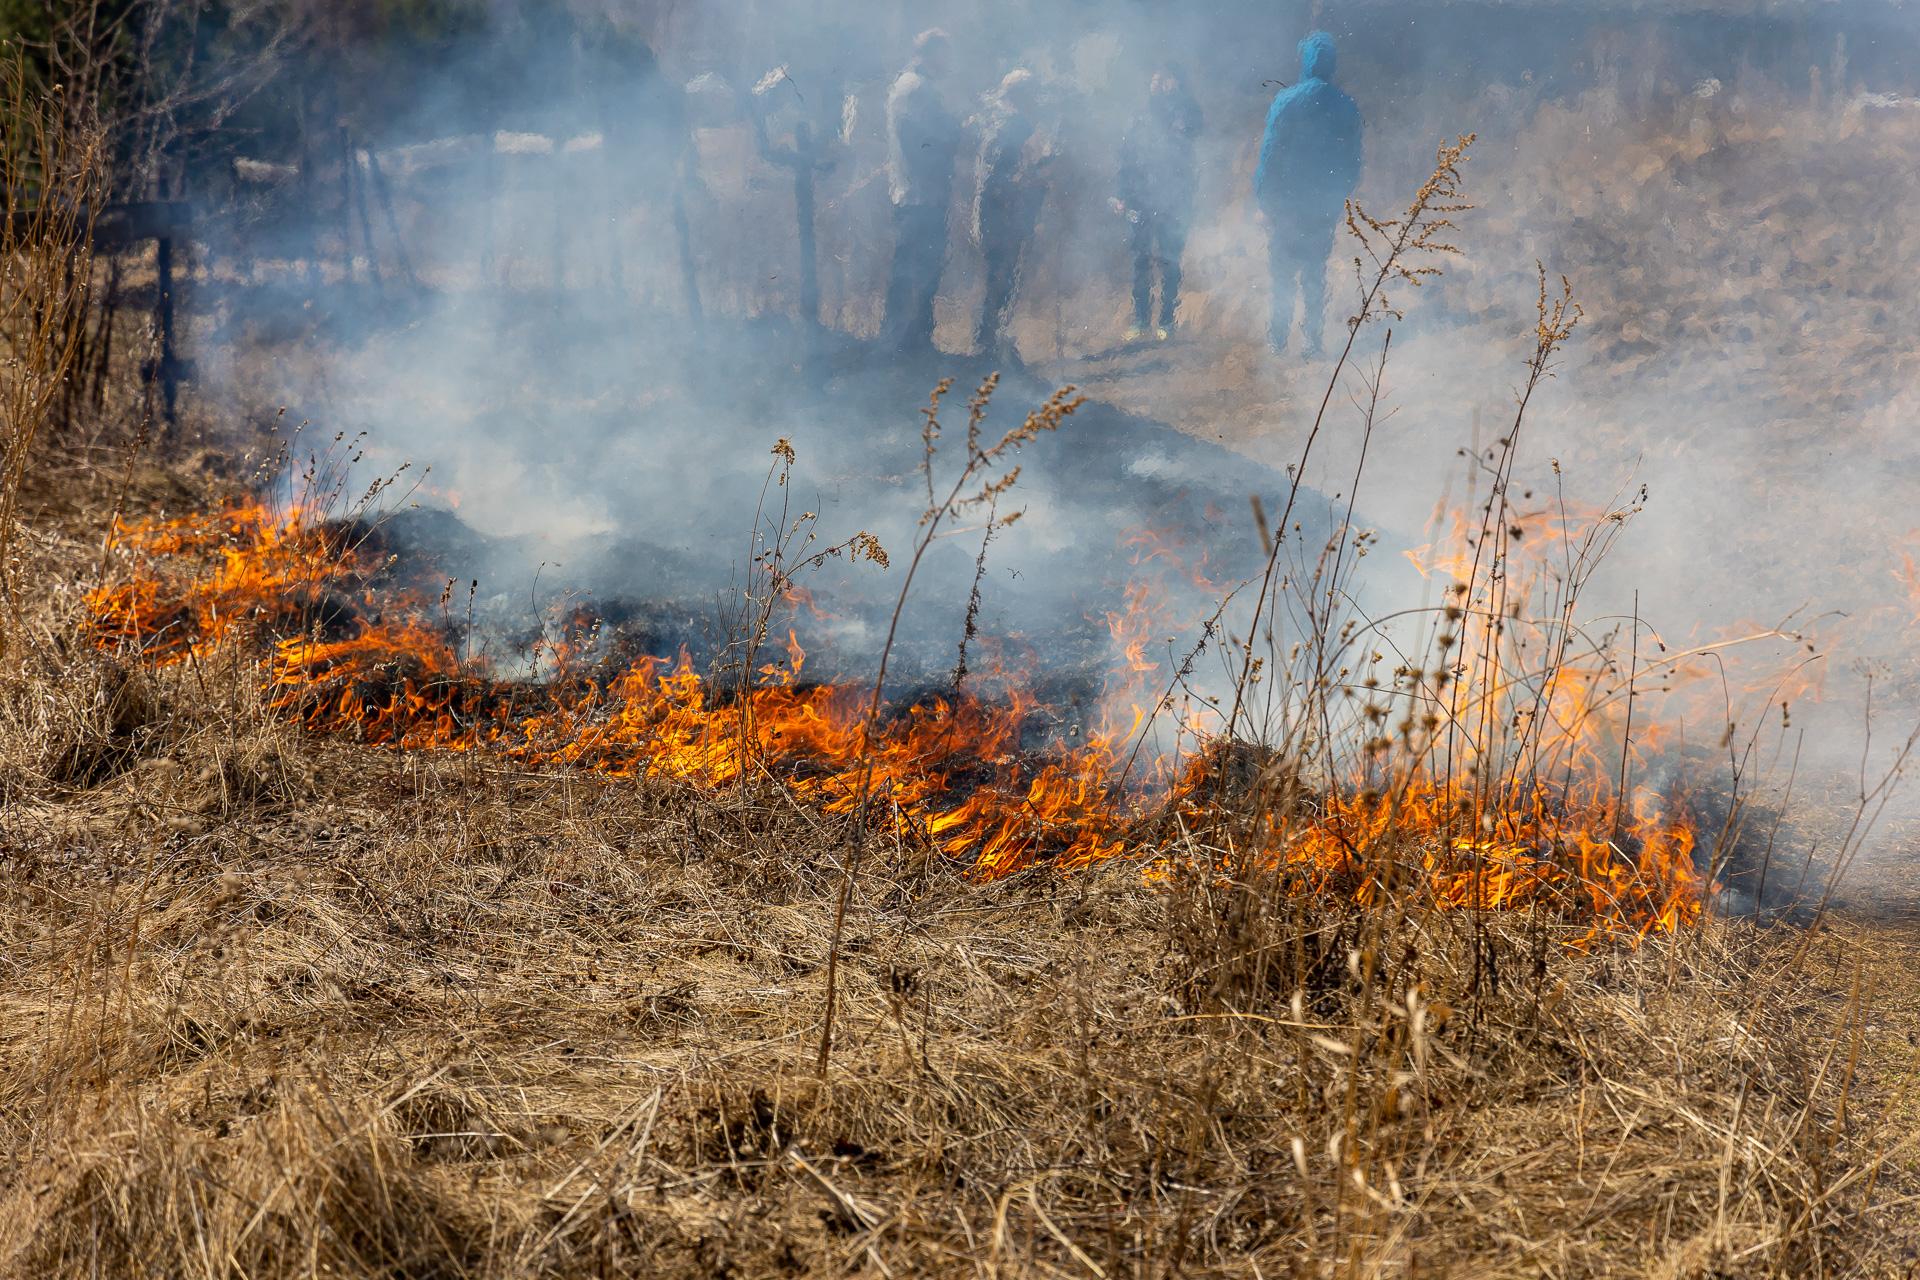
[83,505,343,660]
[1263,780,1697,935]
[83,500,1704,942]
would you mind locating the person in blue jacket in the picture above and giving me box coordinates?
[1254,32,1362,356]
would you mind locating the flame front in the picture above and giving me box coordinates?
[84,502,1703,942]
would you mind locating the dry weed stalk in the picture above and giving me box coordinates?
[817,374,1083,1076]
[1218,135,1473,752]
[0,48,102,644]
[722,436,887,781]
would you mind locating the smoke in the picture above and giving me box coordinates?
[216,0,1360,690]
[200,0,1920,878]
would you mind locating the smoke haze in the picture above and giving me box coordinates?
[193,0,1920,875]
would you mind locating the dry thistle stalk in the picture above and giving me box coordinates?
[1222,135,1477,746]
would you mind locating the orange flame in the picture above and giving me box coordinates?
[84,501,1704,942]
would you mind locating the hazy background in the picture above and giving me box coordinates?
[101,0,1920,854]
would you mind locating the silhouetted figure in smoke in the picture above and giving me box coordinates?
[884,29,963,352]
[751,73,836,331]
[577,20,699,315]
[1114,66,1203,344]
[971,69,1052,363]
[1255,32,1362,356]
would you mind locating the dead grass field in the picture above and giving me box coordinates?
[7,67,1920,1279]
[0,448,1912,1279]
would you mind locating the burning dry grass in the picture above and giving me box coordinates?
[2,109,1914,1278]
[69,487,1705,948]
[0,660,1889,1280]
[0,432,1900,1274]
[0,477,1909,1275]
[0,663,1902,1278]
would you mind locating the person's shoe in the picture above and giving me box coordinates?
[1154,325,1172,342]
[1123,324,1147,344]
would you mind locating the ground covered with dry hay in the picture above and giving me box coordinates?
[0,463,1912,1279]
[9,14,1920,1271]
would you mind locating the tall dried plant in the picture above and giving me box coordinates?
[0,47,103,650]
[816,375,1083,1075]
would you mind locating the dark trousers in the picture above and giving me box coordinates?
[885,202,951,351]
[978,215,1038,355]
[1266,215,1338,352]
[1130,214,1188,329]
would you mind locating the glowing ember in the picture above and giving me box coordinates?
[84,501,1703,942]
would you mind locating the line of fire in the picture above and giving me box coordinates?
[52,0,1911,946]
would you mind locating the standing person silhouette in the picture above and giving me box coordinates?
[1254,32,1362,356]
[884,29,963,352]
[972,69,1051,363]
[1114,65,1203,344]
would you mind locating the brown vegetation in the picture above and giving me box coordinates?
[2,63,1918,1280]
[0,640,1907,1277]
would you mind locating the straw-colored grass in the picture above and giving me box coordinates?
[2,56,1915,1280]
[0,604,1907,1278]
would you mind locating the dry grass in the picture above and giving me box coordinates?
[0,48,101,634]
[1,60,1915,1280]
[0,607,1905,1277]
